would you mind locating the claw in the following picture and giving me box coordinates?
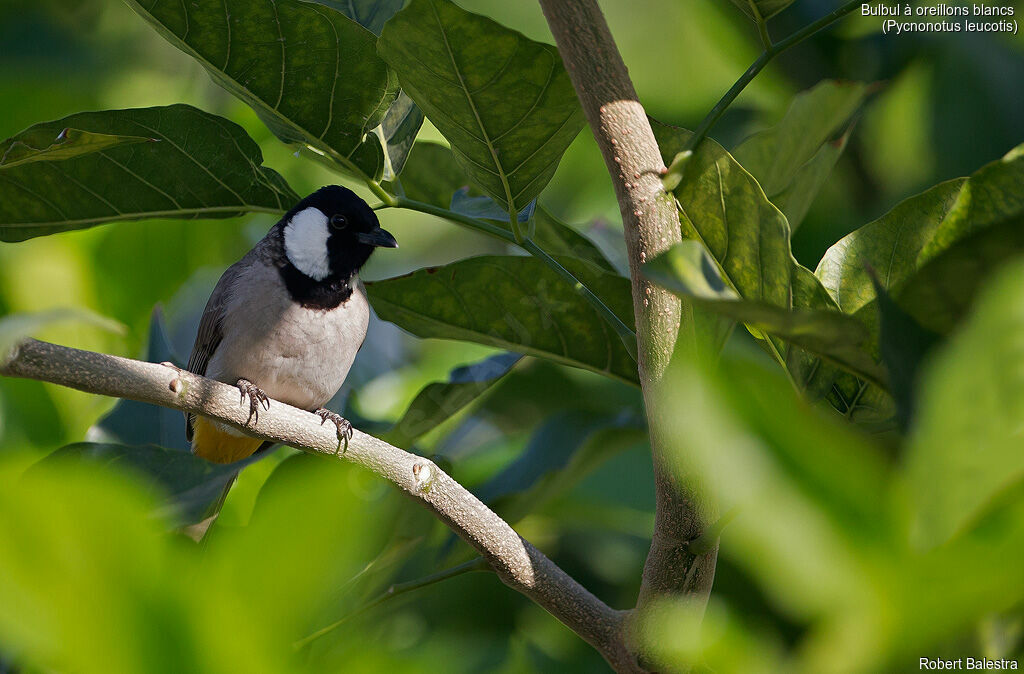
[236,378,270,426]
[315,408,353,455]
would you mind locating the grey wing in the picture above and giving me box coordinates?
[184,262,244,440]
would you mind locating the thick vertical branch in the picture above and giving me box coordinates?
[538,0,718,635]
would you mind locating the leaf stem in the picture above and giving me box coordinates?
[294,557,491,650]
[746,0,774,51]
[681,0,860,155]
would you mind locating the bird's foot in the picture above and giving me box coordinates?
[236,378,270,426]
[315,408,353,455]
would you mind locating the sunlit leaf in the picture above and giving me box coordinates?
[366,256,638,385]
[905,259,1024,548]
[126,0,399,179]
[0,127,154,169]
[772,129,850,232]
[0,105,297,241]
[379,0,584,217]
[816,143,1024,316]
[644,241,887,387]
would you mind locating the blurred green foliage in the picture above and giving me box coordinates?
[0,0,1021,672]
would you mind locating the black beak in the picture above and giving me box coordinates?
[356,227,398,248]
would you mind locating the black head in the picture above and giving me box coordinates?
[277,185,397,309]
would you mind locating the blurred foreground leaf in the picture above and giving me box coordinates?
[905,259,1024,548]
[367,256,638,385]
[0,105,296,241]
[0,308,123,357]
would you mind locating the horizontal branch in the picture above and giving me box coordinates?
[0,338,639,672]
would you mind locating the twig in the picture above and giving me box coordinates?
[538,0,719,655]
[0,338,637,672]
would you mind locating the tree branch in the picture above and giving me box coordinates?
[537,0,719,654]
[0,338,639,672]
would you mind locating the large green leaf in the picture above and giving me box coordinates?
[0,105,297,241]
[366,256,638,385]
[384,352,521,448]
[905,259,1024,548]
[126,0,399,179]
[733,80,866,198]
[772,130,850,232]
[644,241,887,388]
[817,143,1024,315]
[379,0,584,220]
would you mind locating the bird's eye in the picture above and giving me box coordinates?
[329,214,348,230]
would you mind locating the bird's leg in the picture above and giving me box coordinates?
[315,408,353,455]
[236,378,270,426]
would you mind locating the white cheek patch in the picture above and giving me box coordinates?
[283,207,331,280]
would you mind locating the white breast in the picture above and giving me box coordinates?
[205,265,370,411]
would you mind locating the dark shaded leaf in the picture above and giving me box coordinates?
[388,141,468,207]
[379,0,584,217]
[126,0,399,179]
[0,127,153,169]
[366,255,638,385]
[385,352,522,448]
[477,410,646,524]
[0,105,297,241]
[870,274,940,431]
[33,442,244,524]
[379,91,424,179]
[450,187,535,223]
[644,241,887,387]
[90,307,189,451]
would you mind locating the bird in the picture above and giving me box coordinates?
[185,185,397,464]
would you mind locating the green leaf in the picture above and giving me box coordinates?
[817,143,1024,316]
[772,129,850,232]
[33,442,244,525]
[126,0,399,179]
[387,141,468,207]
[378,91,424,180]
[0,105,297,241]
[733,80,866,198]
[644,241,887,388]
[0,127,154,169]
[905,259,1024,548]
[90,307,189,452]
[450,187,535,223]
[379,0,584,217]
[652,121,839,369]
[729,0,796,21]
[384,352,522,448]
[366,256,638,385]
[0,308,123,359]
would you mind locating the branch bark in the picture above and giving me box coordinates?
[538,0,719,653]
[0,338,639,672]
